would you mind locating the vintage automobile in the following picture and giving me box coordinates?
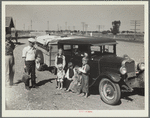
[35,35,145,105]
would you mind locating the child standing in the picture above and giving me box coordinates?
[57,64,65,89]
[78,57,90,98]
[55,48,66,89]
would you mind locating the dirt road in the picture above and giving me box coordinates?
[5,39,144,110]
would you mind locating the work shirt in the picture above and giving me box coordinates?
[22,46,36,61]
[5,41,15,55]
[55,54,66,68]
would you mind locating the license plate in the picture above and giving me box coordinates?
[128,72,136,77]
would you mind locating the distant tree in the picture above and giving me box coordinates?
[102,30,108,34]
[111,21,121,38]
[121,31,126,33]
[107,30,111,33]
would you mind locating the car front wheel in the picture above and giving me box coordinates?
[99,78,121,105]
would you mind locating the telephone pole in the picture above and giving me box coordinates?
[85,24,88,34]
[57,24,59,31]
[24,24,25,30]
[65,22,67,30]
[73,26,75,31]
[130,20,140,40]
[97,25,101,32]
[68,26,70,31]
[81,22,85,33]
[47,21,49,30]
[31,20,32,30]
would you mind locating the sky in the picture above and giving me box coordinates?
[6,5,144,32]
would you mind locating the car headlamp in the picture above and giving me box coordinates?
[120,66,127,75]
[137,62,145,71]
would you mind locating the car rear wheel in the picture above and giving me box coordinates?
[99,78,121,105]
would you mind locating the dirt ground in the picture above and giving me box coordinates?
[5,38,145,110]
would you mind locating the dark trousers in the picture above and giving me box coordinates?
[25,61,36,86]
[5,55,15,86]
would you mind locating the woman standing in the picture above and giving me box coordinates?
[55,48,66,89]
[78,57,90,98]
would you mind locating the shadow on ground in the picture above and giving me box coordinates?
[37,78,55,86]
[121,88,144,101]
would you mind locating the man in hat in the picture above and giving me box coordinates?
[22,38,38,90]
[5,34,15,87]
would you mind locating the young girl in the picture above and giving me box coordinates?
[78,57,90,98]
[55,48,66,89]
[57,64,65,89]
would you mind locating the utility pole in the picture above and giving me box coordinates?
[65,22,67,30]
[24,24,25,30]
[130,20,140,40]
[73,26,75,31]
[68,26,70,31]
[85,24,88,34]
[81,22,85,33]
[31,20,32,30]
[57,24,59,31]
[97,25,101,32]
[47,21,49,31]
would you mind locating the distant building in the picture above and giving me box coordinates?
[6,17,15,34]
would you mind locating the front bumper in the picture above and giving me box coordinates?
[126,71,144,88]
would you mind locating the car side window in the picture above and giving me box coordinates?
[63,45,72,55]
[91,46,102,55]
[104,45,114,53]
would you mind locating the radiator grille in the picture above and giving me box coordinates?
[125,61,135,73]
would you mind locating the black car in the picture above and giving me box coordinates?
[36,35,145,105]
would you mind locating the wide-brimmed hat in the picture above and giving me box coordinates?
[28,38,36,43]
[68,62,73,68]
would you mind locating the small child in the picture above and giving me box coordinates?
[66,66,82,92]
[57,64,65,90]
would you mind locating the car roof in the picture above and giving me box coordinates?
[58,36,117,46]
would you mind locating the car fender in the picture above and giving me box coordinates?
[100,72,121,83]
[101,72,121,82]
[93,72,121,87]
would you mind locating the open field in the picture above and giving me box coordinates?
[5,37,145,111]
